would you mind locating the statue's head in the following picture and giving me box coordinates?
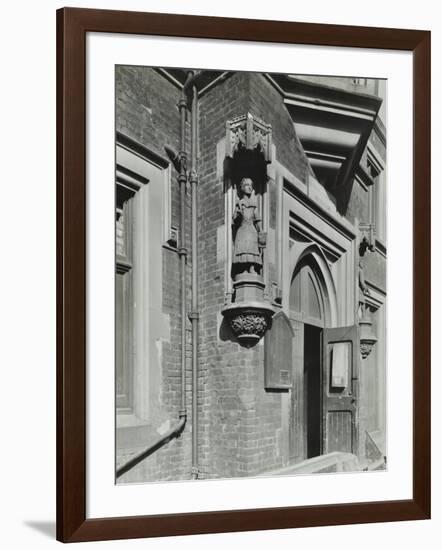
[240,177,254,196]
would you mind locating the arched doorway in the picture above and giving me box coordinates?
[290,255,328,459]
[289,251,359,462]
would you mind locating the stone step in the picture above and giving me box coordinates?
[258,452,361,477]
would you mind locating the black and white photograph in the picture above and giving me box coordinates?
[0,0,437,546]
[115,67,387,484]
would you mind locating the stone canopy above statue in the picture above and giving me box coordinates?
[225,113,273,194]
[226,113,273,162]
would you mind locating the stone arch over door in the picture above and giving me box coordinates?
[285,242,338,328]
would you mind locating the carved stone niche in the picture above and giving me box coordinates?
[221,113,274,348]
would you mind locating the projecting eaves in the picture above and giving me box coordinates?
[267,74,383,215]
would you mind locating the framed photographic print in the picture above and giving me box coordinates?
[56,7,431,542]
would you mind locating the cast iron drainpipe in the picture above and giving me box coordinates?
[188,82,199,480]
[115,71,193,480]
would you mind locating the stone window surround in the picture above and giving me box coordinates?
[115,133,172,437]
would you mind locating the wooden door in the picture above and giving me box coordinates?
[322,325,359,455]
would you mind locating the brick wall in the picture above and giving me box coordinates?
[116,67,192,482]
[197,72,250,478]
[248,73,308,184]
[116,66,183,229]
[196,72,306,479]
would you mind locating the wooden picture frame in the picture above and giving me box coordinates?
[57,7,431,542]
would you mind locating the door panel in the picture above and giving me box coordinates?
[326,410,353,453]
[289,320,304,463]
[322,325,359,455]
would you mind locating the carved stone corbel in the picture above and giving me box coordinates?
[359,222,376,255]
[358,223,377,359]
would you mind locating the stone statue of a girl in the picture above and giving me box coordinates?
[232,177,266,276]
